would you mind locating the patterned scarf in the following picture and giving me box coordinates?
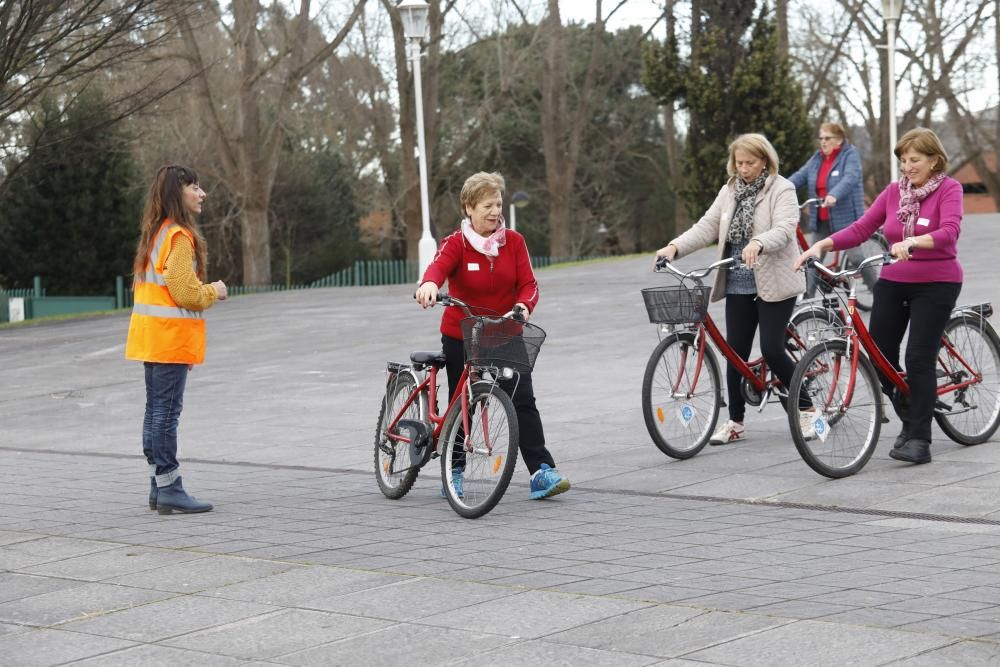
[897,173,946,237]
[728,173,768,244]
[461,216,507,257]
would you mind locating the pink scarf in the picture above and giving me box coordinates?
[461,216,506,257]
[897,173,946,237]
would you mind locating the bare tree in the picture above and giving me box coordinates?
[0,0,195,169]
[178,0,366,285]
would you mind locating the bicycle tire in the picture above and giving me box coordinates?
[374,372,421,499]
[934,314,1000,445]
[440,381,519,519]
[789,307,843,357]
[642,332,721,459]
[788,340,883,478]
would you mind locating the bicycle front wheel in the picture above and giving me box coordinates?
[374,372,421,499]
[440,381,519,519]
[934,315,1000,445]
[788,340,883,478]
[642,332,721,459]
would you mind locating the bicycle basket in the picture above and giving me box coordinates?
[460,316,546,373]
[641,283,712,324]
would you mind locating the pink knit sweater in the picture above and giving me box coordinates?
[829,177,963,283]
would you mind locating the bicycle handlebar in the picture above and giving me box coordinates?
[655,256,737,280]
[418,292,524,321]
[806,253,894,279]
[799,198,826,209]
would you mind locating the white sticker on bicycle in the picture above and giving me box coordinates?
[679,404,696,428]
[813,414,830,442]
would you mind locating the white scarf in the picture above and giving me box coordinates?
[461,216,507,257]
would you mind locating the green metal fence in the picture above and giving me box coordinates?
[2,255,599,323]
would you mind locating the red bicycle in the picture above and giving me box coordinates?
[787,254,1000,477]
[796,198,888,312]
[640,257,838,459]
[374,294,545,518]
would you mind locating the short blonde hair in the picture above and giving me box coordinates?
[461,172,505,213]
[727,133,779,177]
[894,127,949,174]
[819,122,846,141]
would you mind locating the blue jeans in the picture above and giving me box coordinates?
[143,362,188,486]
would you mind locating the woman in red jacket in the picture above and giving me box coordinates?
[415,172,570,500]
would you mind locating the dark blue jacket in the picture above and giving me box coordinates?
[787,142,865,232]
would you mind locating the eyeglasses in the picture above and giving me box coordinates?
[818,136,838,142]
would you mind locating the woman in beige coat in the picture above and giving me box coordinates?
[655,133,809,445]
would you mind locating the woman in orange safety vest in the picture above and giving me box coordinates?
[126,165,227,514]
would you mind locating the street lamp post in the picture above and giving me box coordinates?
[882,0,903,183]
[398,0,435,276]
[509,191,529,232]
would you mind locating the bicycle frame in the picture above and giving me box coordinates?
[655,258,790,405]
[807,256,985,408]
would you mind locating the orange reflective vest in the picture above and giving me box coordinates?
[125,221,207,364]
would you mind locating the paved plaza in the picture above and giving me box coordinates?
[1,213,999,665]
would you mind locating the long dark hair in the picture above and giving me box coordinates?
[132,164,207,282]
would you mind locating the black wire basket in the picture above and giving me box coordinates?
[641,283,712,324]
[460,315,546,373]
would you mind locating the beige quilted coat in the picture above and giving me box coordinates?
[670,174,805,303]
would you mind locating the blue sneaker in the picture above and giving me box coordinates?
[440,470,464,498]
[529,463,570,499]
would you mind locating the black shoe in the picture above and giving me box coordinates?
[889,438,931,464]
[892,431,909,450]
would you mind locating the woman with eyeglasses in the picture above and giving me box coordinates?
[788,122,873,297]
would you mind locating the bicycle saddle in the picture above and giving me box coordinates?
[410,350,447,368]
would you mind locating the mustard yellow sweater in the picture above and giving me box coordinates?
[163,236,217,311]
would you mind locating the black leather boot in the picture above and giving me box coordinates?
[156,477,213,515]
[889,438,931,464]
[892,428,909,450]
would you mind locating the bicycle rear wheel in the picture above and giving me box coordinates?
[642,332,721,459]
[374,372,421,499]
[788,340,883,478]
[788,306,842,358]
[440,381,519,519]
[934,315,1000,445]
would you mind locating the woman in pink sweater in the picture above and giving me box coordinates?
[795,128,963,465]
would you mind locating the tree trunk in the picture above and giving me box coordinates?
[662,3,689,236]
[240,204,272,285]
[541,0,605,258]
[776,0,788,55]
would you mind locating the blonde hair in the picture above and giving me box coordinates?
[727,134,779,177]
[819,122,846,141]
[460,172,505,214]
[894,127,949,174]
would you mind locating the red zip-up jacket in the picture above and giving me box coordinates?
[421,229,540,340]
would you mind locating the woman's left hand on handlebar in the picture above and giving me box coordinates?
[823,195,837,208]
[890,240,913,262]
[504,303,530,321]
[415,281,438,307]
[741,239,763,267]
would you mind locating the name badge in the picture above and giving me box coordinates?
[467,263,480,271]
[831,170,840,176]
[917,217,931,227]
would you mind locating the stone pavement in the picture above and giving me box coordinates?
[0,213,998,665]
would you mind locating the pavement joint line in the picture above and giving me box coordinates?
[5,446,1000,528]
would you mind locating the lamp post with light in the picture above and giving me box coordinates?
[398,0,435,275]
[508,191,529,232]
[881,0,903,183]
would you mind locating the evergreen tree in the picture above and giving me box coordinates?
[0,91,141,294]
[269,147,363,286]
[643,2,812,215]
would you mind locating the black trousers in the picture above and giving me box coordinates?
[868,279,962,442]
[442,334,555,474]
[724,294,799,422]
